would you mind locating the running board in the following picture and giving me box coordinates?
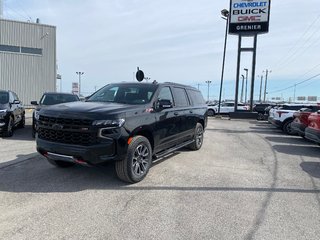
[153,139,194,160]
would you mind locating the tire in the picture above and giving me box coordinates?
[47,158,76,168]
[207,109,215,117]
[188,123,204,151]
[18,114,25,128]
[115,136,152,183]
[32,129,36,138]
[3,116,14,137]
[257,113,264,121]
[282,120,294,135]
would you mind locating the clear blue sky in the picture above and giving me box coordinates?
[2,0,320,101]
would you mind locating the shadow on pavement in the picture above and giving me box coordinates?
[265,136,314,145]
[300,162,320,179]
[272,144,320,158]
[1,125,34,142]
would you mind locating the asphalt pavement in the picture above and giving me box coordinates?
[0,117,320,240]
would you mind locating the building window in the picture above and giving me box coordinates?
[0,44,20,53]
[0,44,42,55]
[21,47,42,55]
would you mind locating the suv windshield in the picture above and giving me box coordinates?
[40,94,79,105]
[0,92,9,104]
[87,83,158,104]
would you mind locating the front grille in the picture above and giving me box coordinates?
[37,115,97,146]
[38,127,97,146]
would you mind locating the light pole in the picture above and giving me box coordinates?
[205,80,212,102]
[218,9,229,115]
[240,74,245,103]
[263,69,271,102]
[258,75,263,102]
[243,68,248,104]
[76,72,84,97]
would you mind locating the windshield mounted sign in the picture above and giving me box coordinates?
[229,0,271,35]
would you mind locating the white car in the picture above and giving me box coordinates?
[268,104,316,134]
[207,102,248,116]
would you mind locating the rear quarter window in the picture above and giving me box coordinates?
[187,89,205,106]
[172,87,189,107]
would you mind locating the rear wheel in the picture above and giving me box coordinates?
[188,123,204,150]
[115,136,152,183]
[3,116,14,137]
[47,158,76,168]
[207,109,215,116]
[282,120,294,135]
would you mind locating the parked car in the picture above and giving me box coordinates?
[305,110,320,145]
[31,92,80,138]
[207,102,248,116]
[0,90,25,137]
[36,82,208,183]
[268,104,316,134]
[253,103,272,120]
[291,106,320,138]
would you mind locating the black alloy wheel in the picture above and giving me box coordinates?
[4,116,14,137]
[189,123,204,150]
[116,136,152,183]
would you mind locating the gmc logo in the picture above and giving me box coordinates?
[238,16,261,22]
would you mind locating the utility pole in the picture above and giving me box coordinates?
[263,69,271,102]
[293,84,297,102]
[197,84,200,90]
[205,80,212,102]
[258,75,263,102]
[76,72,84,97]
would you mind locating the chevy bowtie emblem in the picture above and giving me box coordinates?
[52,124,64,130]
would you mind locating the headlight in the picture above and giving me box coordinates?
[34,110,40,120]
[92,119,125,129]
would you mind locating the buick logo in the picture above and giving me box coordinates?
[52,124,64,130]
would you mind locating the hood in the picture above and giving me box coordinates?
[39,101,143,119]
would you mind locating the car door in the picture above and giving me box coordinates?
[153,86,181,153]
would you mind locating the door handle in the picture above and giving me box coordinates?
[189,110,193,114]
[174,112,179,116]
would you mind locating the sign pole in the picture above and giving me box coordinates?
[249,34,258,111]
[234,35,242,112]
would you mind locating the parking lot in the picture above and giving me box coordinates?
[1,116,320,240]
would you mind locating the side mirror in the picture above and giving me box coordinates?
[31,101,38,105]
[156,99,173,110]
[13,100,20,104]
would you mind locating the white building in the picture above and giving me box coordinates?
[0,18,56,106]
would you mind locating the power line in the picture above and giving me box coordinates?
[268,73,320,94]
[272,14,320,71]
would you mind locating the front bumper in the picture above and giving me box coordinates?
[0,114,10,133]
[37,137,127,165]
[305,127,320,144]
[268,116,282,128]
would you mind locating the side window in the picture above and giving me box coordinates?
[187,89,205,106]
[158,87,173,103]
[172,87,189,107]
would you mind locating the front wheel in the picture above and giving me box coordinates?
[115,136,152,183]
[282,120,294,135]
[3,116,14,137]
[18,114,25,128]
[188,123,204,150]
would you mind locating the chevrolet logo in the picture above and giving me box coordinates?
[52,124,64,130]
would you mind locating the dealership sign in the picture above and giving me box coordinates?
[229,0,271,35]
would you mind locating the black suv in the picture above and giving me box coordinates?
[31,92,80,138]
[36,82,207,183]
[0,90,25,137]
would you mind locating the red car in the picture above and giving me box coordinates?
[305,110,320,145]
[291,106,320,137]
